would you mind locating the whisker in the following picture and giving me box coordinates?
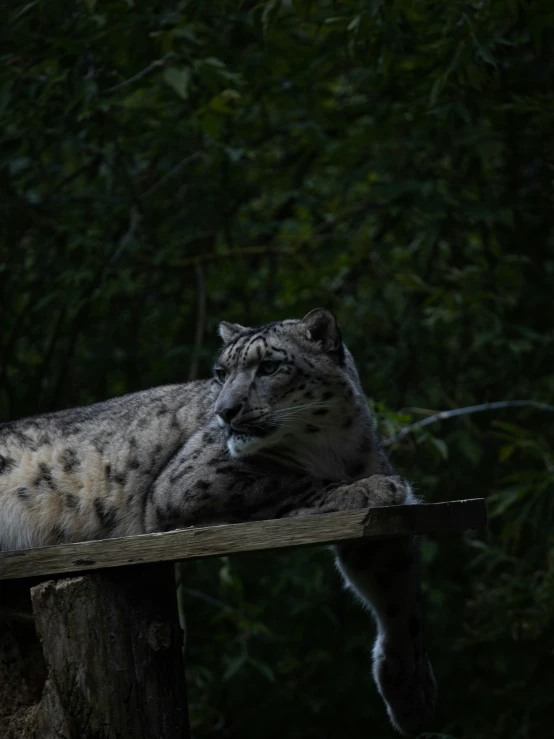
[274,400,334,411]
[270,402,333,418]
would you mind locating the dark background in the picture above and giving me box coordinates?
[1,1,553,737]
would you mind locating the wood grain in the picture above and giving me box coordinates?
[0,499,486,581]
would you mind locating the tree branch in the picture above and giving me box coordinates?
[141,153,204,198]
[384,400,554,446]
[48,208,140,410]
[188,261,206,382]
[103,53,174,94]
[136,246,296,270]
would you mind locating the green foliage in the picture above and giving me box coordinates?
[1,1,554,736]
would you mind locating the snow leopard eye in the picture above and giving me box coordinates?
[214,366,227,384]
[257,360,281,376]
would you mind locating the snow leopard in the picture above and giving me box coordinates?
[0,308,436,735]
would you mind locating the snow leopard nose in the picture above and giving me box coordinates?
[216,403,244,425]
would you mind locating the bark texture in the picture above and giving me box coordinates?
[0,566,190,739]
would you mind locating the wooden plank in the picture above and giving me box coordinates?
[0,499,486,581]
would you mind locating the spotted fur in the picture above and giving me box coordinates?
[0,309,435,735]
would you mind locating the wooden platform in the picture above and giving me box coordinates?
[0,498,487,738]
[0,498,486,581]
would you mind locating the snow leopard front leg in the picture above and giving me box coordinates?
[284,473,436,735]
[335,504,436,736]
[146,426,411,532]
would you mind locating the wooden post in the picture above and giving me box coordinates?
[0,565,190,739]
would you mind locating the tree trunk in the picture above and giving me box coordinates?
[0,565,190,739]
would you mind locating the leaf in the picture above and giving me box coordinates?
[323,17,349,28]
[429,437,449,460]
[420,538,439,565]
[476,44,497,68]
[488,485,532,517]
[249,658,275,682]
[195,58,243,90]
[500,444,515,461]
[223,653,247,681]
[163,66,191,100]
[262,0,282,35]
[0,82,11,117]
[225,147,244,162]
[457,434,482,465]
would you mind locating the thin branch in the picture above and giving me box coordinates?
[384,400,554,446]
[0,280,44,415]
[103,53,174,94]
[49,156,102,195]
[38,306,68,407]
[180,587,231,611]
[399,407,442,416]
[141,153,204,198]
[188,261,206,382]
[0,607,35,624]
[48,208,140,409]
[136,246,297,270]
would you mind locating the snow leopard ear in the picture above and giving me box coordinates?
[218,321,247,343]
[300,308,344,360]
